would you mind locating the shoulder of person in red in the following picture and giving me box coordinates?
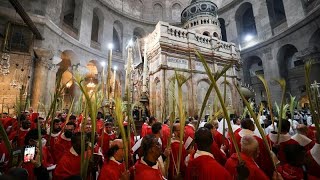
[132,160,163,180]
[98,159,125,180]
[186,155,231,180]
[54,148,81,180]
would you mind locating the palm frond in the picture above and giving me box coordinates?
[257,75,275,130]
[196,50,241,160]
[275,79,286,144]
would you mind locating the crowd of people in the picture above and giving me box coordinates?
[0,106,319,180]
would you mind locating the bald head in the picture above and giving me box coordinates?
[173,123,181,138]
[111,139,123,148]
[241,135,259,158]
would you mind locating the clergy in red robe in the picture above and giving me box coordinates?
[232,118,274,178]
[277,144,317,180]
[52,122,75,163]
[204,123,227,165]
[0,112,13,132]
[307,124,317,142]
[0,137,9,173]
[98,122,116,157]
[46,119,62,162]
[161,120,170,150]
[9,120,31,148]
[169,123,187,179]
[291,124,315,151]
[96,112,104,136]
[132,134,164,180]
[98,139,126,180]
[225,135,269,180]
[141,122,149,138]
[184,120,197,142]
[306,143,320,178]
[54,132,85,179]
[266,120,297,164]
[185,127,231,180]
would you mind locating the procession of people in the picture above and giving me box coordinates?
[0,106,319,180]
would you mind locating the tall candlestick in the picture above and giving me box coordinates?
[107,45,113,101]
[142,39,148,93]
[113,67,117,98]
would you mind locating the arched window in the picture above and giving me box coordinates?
[235,3,257,42]
[218,18,227,41]
[113,21,123,52]
[277,44,298,78]
[203,31,210,36]
[154,3,164,22]
[266,0,286,27]
[213,32,219,38]
[62,0,76,27]
[132,0,143,19]
[91,12,99,42]
[172,3,182,22]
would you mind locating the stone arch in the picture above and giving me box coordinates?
[309,28,320,49]
[218,18,227,41]
[133,27,146,39]
[277,44,298,79]
[196,80,213,115]
[153,3,164,22]
[243,55,264,103]
[171,3,182,22]
[266,0,286,27]
[219,80,233,106]
[59,50,80,72]
[61,0,82,32]
[113,20,123,52]
[235,2,257,43]
[91,7,104,44]
[167,74,191,115]
[132,0,144,19]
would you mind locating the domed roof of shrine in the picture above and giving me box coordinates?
[181,0,218,24]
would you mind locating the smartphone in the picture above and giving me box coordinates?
[23,146,35,163]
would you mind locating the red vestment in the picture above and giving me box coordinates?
[267,133,298,164]
[9,128,30,148]
[186,151,232,180]
[98,131,116,157]
[161,124,170,149]
[42,146,54,168]
[168,140,187,179]
[231,129,274,177]
[184,124,195,142]
[211,141,227,166]
[52,133,72,164]
[96,119,104,136]
[306,143,320,178]
[132,159,164,180]
[46,131,60,163]
[213,131,224,148]
[0,117,13,130]
[140,123,149,138]
[0,140,9,172]
[54,147,81,179]
[225,153,268,180]
[29,113,39,130]
[98,158,125,180]
[22,162,36,180]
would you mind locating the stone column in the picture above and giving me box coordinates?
[45,0,63,25]
[253,1,273,41]
[283,0,305,27]
[78,0,93,47]
[31,48,54,110]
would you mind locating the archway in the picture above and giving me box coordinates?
[235,2,257,43]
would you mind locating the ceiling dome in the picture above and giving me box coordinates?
[181,0,218,24]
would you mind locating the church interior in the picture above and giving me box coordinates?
[0,0,320,179]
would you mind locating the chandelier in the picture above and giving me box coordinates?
[1,53,10,75]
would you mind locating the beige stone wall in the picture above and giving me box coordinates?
[0,52,32,115]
